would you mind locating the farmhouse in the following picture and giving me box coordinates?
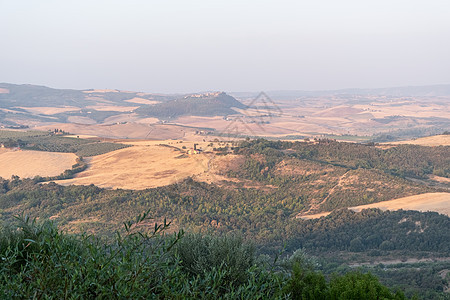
[187,143,202,155]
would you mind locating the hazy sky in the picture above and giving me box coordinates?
[1,0,450,93]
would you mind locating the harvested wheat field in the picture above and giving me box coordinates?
[36,123,193,139]
[392,135,450,146]
[0,148,77,179]
[82,89,120,93]
[124,97,160,105]
[298,192,450,220]
[56,144,211,189]
[85,105,138,112]
[17,106,81,115]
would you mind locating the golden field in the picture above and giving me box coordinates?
[55,142,213,190]
[0,148,77,179]
[297,192,450,219]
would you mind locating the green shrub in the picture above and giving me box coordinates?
[328,271,406,300]
[0,214,408,299]
[175,234,256,287]
[283,262,328,299]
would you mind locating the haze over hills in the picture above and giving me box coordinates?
[1,84,450,297]
[1,82,449,141]
[232,84,450,99]
[0,83,244,124]
[0,83,176,107]
[3,0,450,296]
[135,92,246,119]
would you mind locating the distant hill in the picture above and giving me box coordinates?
[136,92,246,119]
[231,84,450,100]
[343,84,450,97]
[0,83,175,108]
[1,83,448,140]
[0,83,245,125]
[0,83,84,107]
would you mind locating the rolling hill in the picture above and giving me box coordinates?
[0,83,246,127]
[136,92,246,119]
[2,83,449,142]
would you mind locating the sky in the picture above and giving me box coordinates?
[1,0,450,93]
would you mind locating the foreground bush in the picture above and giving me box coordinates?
[328,272,407,300]
[0,214,406,299]
[175,233,256,287]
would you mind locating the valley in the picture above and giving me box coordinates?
[1,83,449,142]
[0,84,449,298]
[3,1,449,296]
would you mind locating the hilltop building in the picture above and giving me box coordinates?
[187,143,202,155]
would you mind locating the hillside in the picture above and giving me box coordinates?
[0,129,130,157]
[0,175,448,297]
[231,84,450,99]
[298,192,450,219]
[1,137,449,297]
[391,134,450,146]
[1,139,447,235]
[0,83,245,127]
[0,149,77,179]
[34,123,207,140]
[56,143,211,189]
[1,215,411,299]
[0,118,448,299]
[135,92,246,119]
[2,83,449,142]
[0,83,174,108]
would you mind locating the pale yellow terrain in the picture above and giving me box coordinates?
[391,135,450,146]
[35,123,194,140]
[313,106,363,117]
[297,192,450,219]
[3,90,449,141]
[102,114,140,125]
[124,97,160,105]
[83,89,119,93]
[65,134,99,139]
[174,115,302,136]
[67,116,97,124]
[135,117,160,124]
[17,106,80,115]
[119,139,212,148]
[175,115,234,129]
[56,144,211,190]
[84,96,110,102]
[85,105,138,112]
[0,108,26,114]
[353,101,448,119]
[15,94,446,141]
[430,175,450,184]
[0,149,77,179]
